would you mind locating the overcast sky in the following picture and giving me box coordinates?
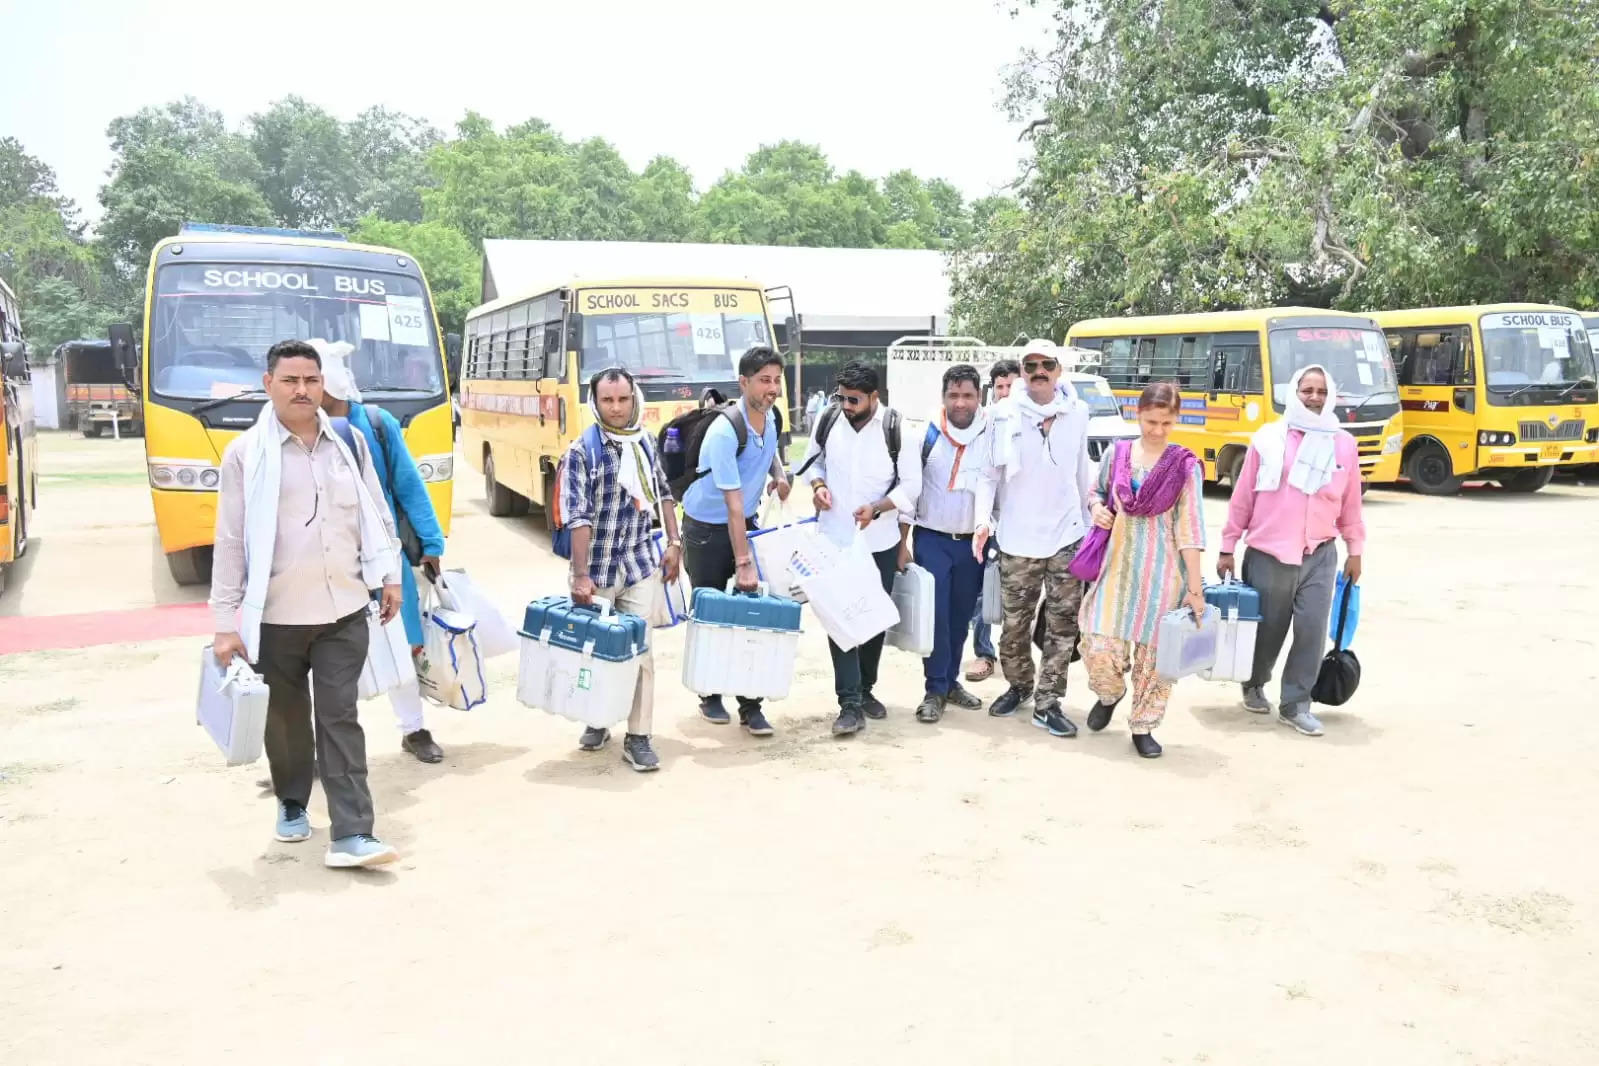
[4,0,1052,222]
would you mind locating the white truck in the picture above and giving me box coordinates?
[885,336,1137,462]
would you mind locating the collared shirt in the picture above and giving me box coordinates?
[560,433,674,589]
[1221,429,1366,566]
[682,399,779,525]
[981,401,1094,559]
[210,417,398,632]
[904,418,998,535]
[800,404,922,552]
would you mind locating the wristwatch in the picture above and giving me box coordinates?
[665,538,682,548]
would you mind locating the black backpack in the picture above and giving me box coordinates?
[793,403,905,489]
[658,401,786,500]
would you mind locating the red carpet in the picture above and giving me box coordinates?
[0,602,213,655]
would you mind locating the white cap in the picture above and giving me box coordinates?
[1022,338,1058,359]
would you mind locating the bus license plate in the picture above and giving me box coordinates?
[1539,444,1561,460]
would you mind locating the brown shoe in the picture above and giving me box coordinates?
[964,657,996,683]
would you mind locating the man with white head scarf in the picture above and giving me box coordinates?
[1219,364,1366,737]
[315,340,450,765]
[560,366,682,771]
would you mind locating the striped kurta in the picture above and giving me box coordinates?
[1078,449,1207,646]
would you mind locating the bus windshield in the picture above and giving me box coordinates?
[1480,311,1597,392]
[149,262,443,400]
[581,311,771,384]
[1268,326,1398,409]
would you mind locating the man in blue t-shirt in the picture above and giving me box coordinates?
[681,346,791,735]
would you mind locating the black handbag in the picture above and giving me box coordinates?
[1312,579,1361,706]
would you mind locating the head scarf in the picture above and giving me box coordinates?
[309,339,362,403]
[588,374,657,509]
[1252,364,1341,494]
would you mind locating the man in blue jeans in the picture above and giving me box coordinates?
[679,347,790,735]
[897,364,998,723]
[966,358,1020,683]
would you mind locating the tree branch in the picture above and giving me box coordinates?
[1018,118,1053,141]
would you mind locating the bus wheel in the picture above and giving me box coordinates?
[1217,448,1245,487]
[1495,467,1554,493]
[484,451,516,517]
[1404,442,1463,496]
[82,423,102,439]
[167,546,213,586]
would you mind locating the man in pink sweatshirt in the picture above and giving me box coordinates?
[1218,365,1364,737]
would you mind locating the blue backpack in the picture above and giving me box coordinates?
[552,425,659,561]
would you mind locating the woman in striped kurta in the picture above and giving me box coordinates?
[1077,383,1207,758]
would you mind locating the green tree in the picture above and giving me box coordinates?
[346,107,442,224]
[97,98,272,281]
[629,156,698,241]
[0,140,118,352]
[953,0,1599,341]
[246,96,358,230]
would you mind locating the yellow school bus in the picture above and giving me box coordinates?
[127,224,456,585]
[1067,309,1404,485]
[462,277,787,523]
[1,275,39,593]
[1367,304,1599,494]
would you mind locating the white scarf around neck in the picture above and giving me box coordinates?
[933,407,989,492]
[992,387,1073,482]
[588,382,657,509]
[238,403,399,660]
[1252,364,1341,495]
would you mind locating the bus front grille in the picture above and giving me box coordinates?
[1519,419,1585,442]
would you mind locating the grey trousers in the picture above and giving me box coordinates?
[256,609,374,839]
[1242,541,1337,714]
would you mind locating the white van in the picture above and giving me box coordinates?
[887,337,1136,462]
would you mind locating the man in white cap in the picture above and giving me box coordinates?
[317,342,450,764]
[973,340,1094,738]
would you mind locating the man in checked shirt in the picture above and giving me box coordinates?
[560,367,683,772]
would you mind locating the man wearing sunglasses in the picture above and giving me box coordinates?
[974,340,1094,738]
[796,360,921,737]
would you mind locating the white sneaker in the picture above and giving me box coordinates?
[324,834,398,868]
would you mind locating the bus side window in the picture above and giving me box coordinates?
[1213,345,1261,394]
[1105,337,1135,389]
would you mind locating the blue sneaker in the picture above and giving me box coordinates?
[324,834,398,868]
[274,800,311,843]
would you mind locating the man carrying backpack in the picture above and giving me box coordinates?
[897,364,997,723]
[678,347,790,735]
[561,367,682,772]
[796,360,921,737]
[317,345,448,765]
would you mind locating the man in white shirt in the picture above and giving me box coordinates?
[897,364,998,723]
[973,341,1094,739]
[796,360,921,737]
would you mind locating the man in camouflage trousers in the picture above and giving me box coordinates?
[972,342,1095,739]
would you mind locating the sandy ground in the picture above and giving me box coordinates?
[3,431,1598,1066]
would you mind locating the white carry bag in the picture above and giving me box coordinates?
[980,556,1004,625]
[651,488,693,627]
[416,572,488,710]
[358,600,418,700]
[749,500,836,602]
[196,647,271,767]
[797,537,901,652]
[886,562,936,656]
[436,568,518,659]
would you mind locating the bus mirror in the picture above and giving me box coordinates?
[566,312,584,354]
[444,332,462,382]
[108,323,141,390]
[783,315,800,350]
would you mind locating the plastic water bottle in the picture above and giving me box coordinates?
[664,427,682,455]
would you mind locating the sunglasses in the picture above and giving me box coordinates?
[1023,358,1059,372]
[838,393,870,407]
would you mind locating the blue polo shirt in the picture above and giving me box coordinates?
[682,400,778,524]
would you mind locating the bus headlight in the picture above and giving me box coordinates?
[149,459,221,491]
[415,453,454,482]
[1383,433,1402,454]
[1478,430,1516,446]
